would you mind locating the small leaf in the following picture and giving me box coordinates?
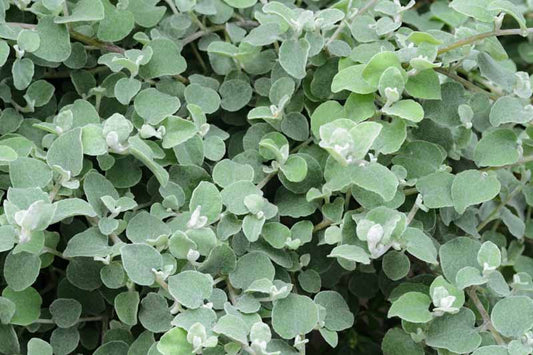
[46,128,84,176]
[279,38,310,80]
[450,0,497,22]
[212,159,254,187]
[2,287,41,326]
[63,227,110,258]
[425,308,481,353]
[350,162,399,201]
[114,77,141,105]
[49,299,82,328]
[490,96,533,126]
[474,128,519,167]
[382,328,424,355]
[219,79,253,112]
[382,251,410,281]
[402,227,438,265]
[139,38,186,79]
[382,100,424,122]
[10,157,52,189]
[416,172,454,209]
[362,51,403,88]
[168,271,213,309]
[12,58,34,91]
[27,338,53,355]
[439,237,481,284]
[184,84,220,115]
[388,292,432,323]
[4,251,41,291]
[51,198,97,224]
[314,291,354,331]
[213,314,248,344]
[405,69,441,100]
[229,252,275,290]
[157,327,193,355]
[451,170,501,214]
[331,65,375,94]
[114,291,139,326]
[328,244,371,264]
[477,241,501,271]
[34,16,71,62]
[126,211,171,244]
[221,181,262,215]
[134,88,181,125]
[128,135,169,186]
[97,0,135,42]
[491,296,533,337]
[120,244,162,286]
[272,294,318,339]
[189,181,222,224]
[280,155,308,182]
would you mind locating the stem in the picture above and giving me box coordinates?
[256,171,277,190]
[434,67,500,101]
[172,74,189,84]
[477,184,523,232]
[48,181,62,201]
[298,337,306,355]
[163,0,179,15]
[69,31,124,54]
[154,273,170,292]
[406,196,420,225]
[403,187,418,196]
[34,316,103,325]
[189,11,207,31]
[345,187,351,210]
[256,138,314,190]
[313,219,333,233]
[42,247,69,260]
[438,28,533,55]
[190,42,208,73]
[291,138,313,154]
[325,0,378,47]
[482,155,533,171]
[7,23,124,53]
[109,233,121,244]
[467,287,505,345]
[43,66,109,79]
[226,280,238,305]
[182,25,225,45]
[94,93,102,113]
[7,22,36,29]
[213,276,226,285]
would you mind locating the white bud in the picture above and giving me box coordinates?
[187,249,200,263]
[367,224,384,244]
[187,206,208,229]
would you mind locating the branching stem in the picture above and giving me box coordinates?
[434,67,500,101]
[313,219,333,233]
[467,287,505,345]
[34,316,103,325]
[438,28,533,55]
[325,0,378,46]
[477,184,524,232]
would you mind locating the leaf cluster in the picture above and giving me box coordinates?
[0,0,533,354]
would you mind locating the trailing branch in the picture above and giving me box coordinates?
[438,28,533,55]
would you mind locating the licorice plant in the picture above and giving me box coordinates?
[0,0,533,354]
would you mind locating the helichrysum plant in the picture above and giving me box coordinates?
[2,0,533,353]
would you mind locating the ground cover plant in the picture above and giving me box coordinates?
[1,0,533,353]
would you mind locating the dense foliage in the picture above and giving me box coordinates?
[1,0,533,353]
